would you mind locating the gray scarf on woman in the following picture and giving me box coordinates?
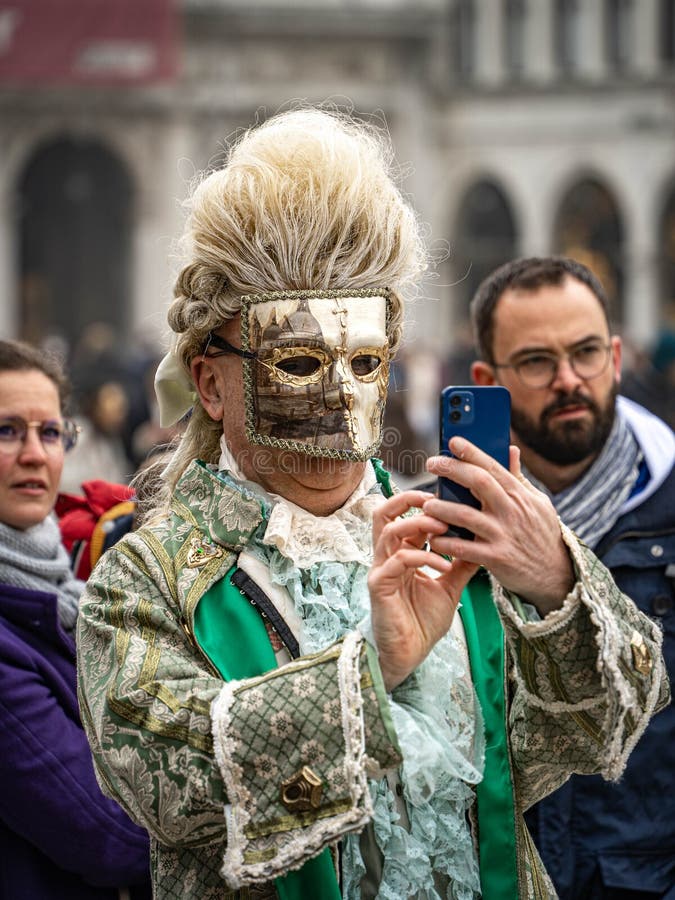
[0,515,84,632]
[524,408,642,550]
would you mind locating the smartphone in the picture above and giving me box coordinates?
[439,385,511,539]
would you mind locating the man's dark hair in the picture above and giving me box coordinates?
[470,256,611,364]
[0,338,71,413]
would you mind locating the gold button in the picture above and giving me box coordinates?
[280,766,323,812]
[630,630,652,676]
[186,535,223,568]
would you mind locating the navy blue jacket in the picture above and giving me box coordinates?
[0,582,152,900]
[526,465,675,898]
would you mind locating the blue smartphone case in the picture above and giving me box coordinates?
[439,385,511,537]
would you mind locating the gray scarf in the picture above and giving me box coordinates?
[0,516,84,632]
[524,408,642,550]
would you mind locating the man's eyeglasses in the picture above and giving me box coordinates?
[0,416,80,454]
[493,341,612,389]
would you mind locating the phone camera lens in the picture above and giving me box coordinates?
[450,410,461,422]
[450,394,462,407]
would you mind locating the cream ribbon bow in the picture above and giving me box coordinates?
[154,350,197,427]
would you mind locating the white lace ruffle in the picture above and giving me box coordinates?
[262,463,381,569]
[219,437,381,570]
[341,621,484,900]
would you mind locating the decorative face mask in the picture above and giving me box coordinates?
[240,289,391,460]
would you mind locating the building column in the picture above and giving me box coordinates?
[391,87,440,349]
[0,171,18,337]
[516,166,555,257]
[634,0,660,78]
[525,0,555,82]
[624,200,660,347]
[577,0,606,80]
[131,119,192,346]
[475,0,504,86]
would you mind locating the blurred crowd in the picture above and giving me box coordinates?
[621,329,675,432]
[40,322,181,495]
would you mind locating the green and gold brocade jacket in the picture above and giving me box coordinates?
[76,460,670,900]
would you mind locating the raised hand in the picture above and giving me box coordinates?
[368,490,478,692]
[423,438,575,615]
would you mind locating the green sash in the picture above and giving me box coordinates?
[459,571,519,898]
[195,566,341,900]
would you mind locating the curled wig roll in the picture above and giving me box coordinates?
[149,107,428,512]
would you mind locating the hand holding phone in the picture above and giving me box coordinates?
[438,385,511,539]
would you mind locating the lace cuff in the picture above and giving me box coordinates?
[211,631,402,888]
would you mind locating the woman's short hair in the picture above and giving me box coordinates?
[0,339,71,412]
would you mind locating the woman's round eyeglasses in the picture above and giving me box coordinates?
[0,417,80,454]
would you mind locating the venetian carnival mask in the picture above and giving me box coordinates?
[236,289,391,460]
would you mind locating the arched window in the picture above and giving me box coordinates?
[553,177,625,322]
[659,183,675,323]
[450,0,475,81]
[452,180,518,312]
[18,137,133,348]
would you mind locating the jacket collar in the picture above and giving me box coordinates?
[617,395,675,514]
[171,460,267,550]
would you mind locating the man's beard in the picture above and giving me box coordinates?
[511,383,618,466]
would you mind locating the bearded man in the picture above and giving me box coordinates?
[471,256,675,900]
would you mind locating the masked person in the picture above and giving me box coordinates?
[76,110,669,900]
[470,257,675,899]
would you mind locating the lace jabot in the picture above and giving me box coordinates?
[218,435,382,568]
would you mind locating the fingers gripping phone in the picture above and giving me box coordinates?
[439,385,511,539]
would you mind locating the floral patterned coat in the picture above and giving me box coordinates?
[77,460,670,900]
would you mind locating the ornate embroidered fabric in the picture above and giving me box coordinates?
[493,521,667,785]
[212,632,374,889]
[209,465,486,900]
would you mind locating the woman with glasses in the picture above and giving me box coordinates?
[0,338,151,899]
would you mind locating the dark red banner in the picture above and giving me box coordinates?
[0,0,178,85]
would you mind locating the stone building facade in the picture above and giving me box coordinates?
[1,0,674,362]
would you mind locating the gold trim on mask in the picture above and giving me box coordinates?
[258,343,389,389]
[259,346,331,387]
[240,289,392,461]
[349,345,390,383]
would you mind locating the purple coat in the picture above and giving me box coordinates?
[0,582,152,900]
